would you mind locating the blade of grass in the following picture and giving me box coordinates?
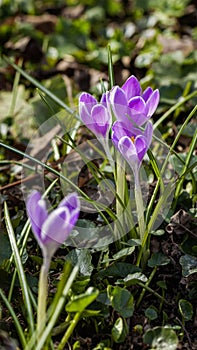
[160,104,197,176]
[7,178,60,303]
[137,179,174,266]
[154,90,197,129]
[146,104,197,222]
[0,288,27,348]
[8,58,23,117]
[25,264,79,350]
[173,128,197,209]
[3,56,79,119]
[4,201,35,335]
[145,149,165,224]
[108,44,115,89]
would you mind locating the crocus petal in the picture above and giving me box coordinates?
[26,191,48,239]
[146,89,160,117]
[144,121,153,148]
[58,192,80,226]
[58,192,79,212]
[111,121,132,148]
[41,207,72,245]
[142,87,153,102]
[79,103,92,126]
[79,92,97,114]
[128,96,148,125]
[118,136,139,166]
[100,93,107,105]
[110,86,129,122]
[135,136,148,162]
[122,75,142,100]
[91,104,111,137]
[128,96,147,114]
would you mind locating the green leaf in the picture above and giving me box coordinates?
[71,276,90,294]
[143,326,179,350]
[145,307,158,321]
[66,249,93,276]
[66,287,99,313]
[148,252,170,268]
[181,236,197,257]
[107,286,134,318]
[179,254,197,277]
[73,340,81,350]
[151,229,165,236]
[123,272,148,286]
[112,317,128,343]
[126,239,141,246]
[112,247,135,260]
[178,299,193,321]
[135,51,157,68]
[98,262,141,279]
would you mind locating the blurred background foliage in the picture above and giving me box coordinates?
[0,0,196,137]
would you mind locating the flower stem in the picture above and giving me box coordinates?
[115,152,126,244]
[57,311,82,350]
[100,138,114,172]
[134,171,145,242]
[37,257,51,340]
[133,170,150,268]
[136,266,157,308]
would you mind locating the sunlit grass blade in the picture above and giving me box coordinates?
[4,201,35,335]
[145,149,165,224]
[25,264,79,350]
[0,141,89,199]
[146,103,197,224]
[3,56,79,119]
[108,44,115,89]
[60,134,133,238]
[160,104,197,176]
[173,128,197,209]
[8,58,23,117]
[0,141,125,245]
[154,89,197,129]
[137,179,174,266]
[0,288,27,348]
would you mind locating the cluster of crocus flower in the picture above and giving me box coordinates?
[79,75,159,174]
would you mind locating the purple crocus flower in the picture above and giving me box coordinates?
[79,92,111,139]
[109,75,159,127]
[26,191,80,259]
[112,121,153,175]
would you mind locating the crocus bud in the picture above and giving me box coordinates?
[79,92,111,139]
[26,191,80,260]
[112,121,153,172]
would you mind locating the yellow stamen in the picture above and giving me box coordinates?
[131,136,135,143]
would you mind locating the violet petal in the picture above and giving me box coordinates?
[58,192,80,212]
[110,86,128,121]
[122,75,142,100]
[135,136,148,162]
[41,206,72,246]
[112,121,132,148]
[142,87,153,102]
[91,104,111,137]
[144,121,153,148]
[26,191,48,240]
[146,89,160,117]
[118,136,139,165]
